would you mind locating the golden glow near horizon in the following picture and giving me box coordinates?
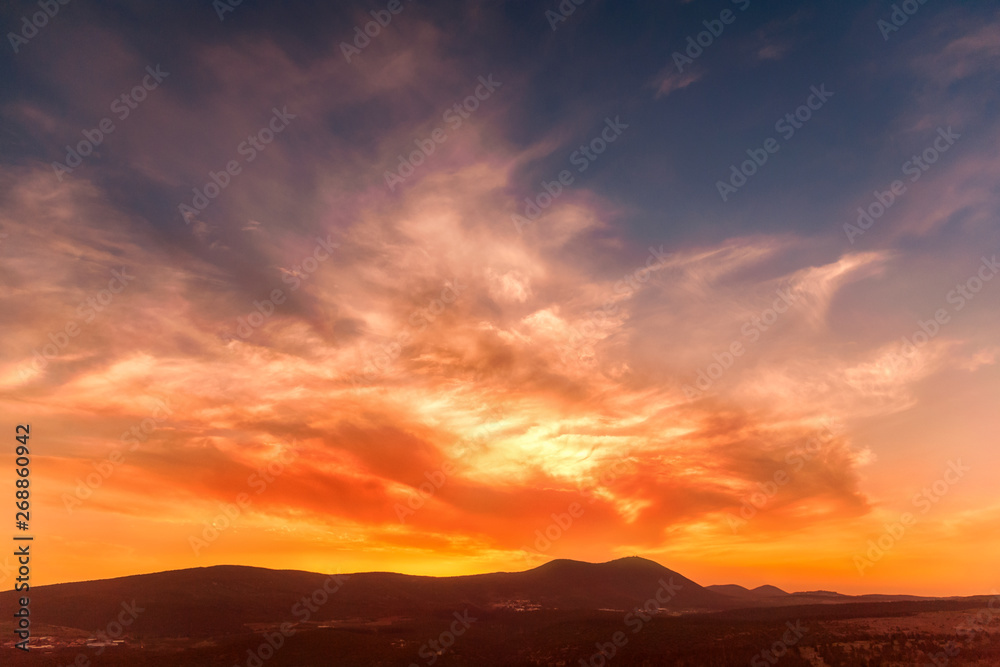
[1,16,999,599]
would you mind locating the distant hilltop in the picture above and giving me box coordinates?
[0,556,951,639]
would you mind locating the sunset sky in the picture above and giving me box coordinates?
[1,0,998,597]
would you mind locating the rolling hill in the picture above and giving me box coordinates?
[0,556,950,640]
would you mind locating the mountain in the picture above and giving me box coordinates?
[706,583,790,601]
[492,557,733,611]
[0,557,950,641]
[0,558,989,666]
[0,557,735,639]
[706,582,940,608]
[752,584,790,596]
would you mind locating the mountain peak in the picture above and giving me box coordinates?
[529,556,669,575]
[707,583,791,599]
[752,584,789,596]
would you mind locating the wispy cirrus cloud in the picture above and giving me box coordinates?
[0,0,998,597]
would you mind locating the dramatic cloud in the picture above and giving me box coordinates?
[0,1,997,597]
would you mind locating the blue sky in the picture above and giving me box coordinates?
[1,0,999,594]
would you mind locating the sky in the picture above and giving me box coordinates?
[0,0,998,596]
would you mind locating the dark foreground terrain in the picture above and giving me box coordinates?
[4,600,1000,666]
[2,558,998,665]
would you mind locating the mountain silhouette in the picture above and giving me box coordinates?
[706,583,790,600]
[0,556,945,639]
